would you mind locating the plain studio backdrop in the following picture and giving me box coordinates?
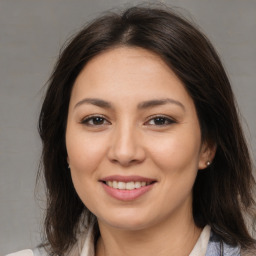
[0,0,255,254]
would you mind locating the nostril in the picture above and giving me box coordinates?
[110,158,140,167]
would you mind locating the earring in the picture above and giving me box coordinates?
[67,164,70,169]
[206,161,211,166]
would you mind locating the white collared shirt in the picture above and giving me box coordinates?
[6,225,211,256]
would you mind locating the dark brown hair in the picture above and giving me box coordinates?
[38,5,256,255]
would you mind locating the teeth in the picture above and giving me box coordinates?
[126,182,134,190]
[118,182,126,189]
[106,181,150,190]
[107,181,113,187]
[112,181,118,189]
[134,181,141,189]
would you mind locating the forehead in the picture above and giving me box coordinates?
[78,46,173,82]
[86,46,168,69]
[70,46,194,109]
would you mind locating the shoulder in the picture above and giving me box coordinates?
[206,230,241,256]
[5,250,34,256]
[6,248,48,256]
[241,248,256,256]
[207,230,256,256]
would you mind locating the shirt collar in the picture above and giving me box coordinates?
[79,224,211,256]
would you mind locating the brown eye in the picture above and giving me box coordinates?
[81,116,110,126]
[146,116,175,126]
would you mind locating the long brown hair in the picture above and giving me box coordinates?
[38,5,256,255]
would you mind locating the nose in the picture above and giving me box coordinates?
[107,123,146,167]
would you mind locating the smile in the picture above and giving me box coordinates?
[100,175,157,201]
[105,181,153,190]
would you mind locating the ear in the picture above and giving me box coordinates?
[198,141,217,170]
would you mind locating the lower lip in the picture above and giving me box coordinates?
[102,182,155,201]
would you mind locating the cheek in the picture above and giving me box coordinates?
[146,130,201,211]
[66,130,107,176]
[147,128,201,173]
[66,131,107,211]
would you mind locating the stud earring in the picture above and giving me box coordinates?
[206,161,211,166]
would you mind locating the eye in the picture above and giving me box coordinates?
[81,115,110,126]
[145,116,176,126]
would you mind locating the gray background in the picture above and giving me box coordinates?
[0,0,255,254]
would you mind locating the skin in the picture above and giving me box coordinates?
[66,47,215,256]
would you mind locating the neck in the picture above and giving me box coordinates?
[96,212,202,256]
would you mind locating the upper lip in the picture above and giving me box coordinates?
[100,175,156,183]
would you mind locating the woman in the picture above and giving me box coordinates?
[8,5,256,256]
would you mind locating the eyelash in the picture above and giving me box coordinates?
[145,115,176,126]
[80,115,176,127]
[80,115,110,126]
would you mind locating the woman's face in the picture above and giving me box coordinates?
[66,47,210,231]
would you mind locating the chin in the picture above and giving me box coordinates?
[105,220,150,231]
[96,208,158,231]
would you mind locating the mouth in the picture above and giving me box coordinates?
[100,175,157,191]
[101,180,156,190]
[100,176,156,201]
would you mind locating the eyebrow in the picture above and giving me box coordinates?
[74,98,113,109]
[138,98,185,111]
[74,98,185,111]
